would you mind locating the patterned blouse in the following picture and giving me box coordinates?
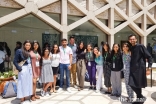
[122,52,131,69]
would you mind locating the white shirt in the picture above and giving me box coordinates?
[51,53,60,67]
[59,46,73,64]
[0,51,5,64]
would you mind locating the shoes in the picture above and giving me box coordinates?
[31,95,36,101]
[45,92,50,97]
[78,87,81,91]
[57,88,63,93]
[96,89,100,93]
[74,85,78,89]
[110,94,116,96]
[116,94,121,97]
[89,86,93,89]
[104,91,109,94]
[94,87,96,90]
[67,88,72,93]
[41,90,45,97]
[35,95,40,99]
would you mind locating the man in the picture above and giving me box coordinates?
[57,39,73,93]
[14,41,22,53]
[128,35,153,104]
[68,36,77,88]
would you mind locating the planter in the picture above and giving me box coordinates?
[0,77,14,81]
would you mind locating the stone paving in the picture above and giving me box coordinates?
[0,75,156,104]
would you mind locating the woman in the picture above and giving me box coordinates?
[110,43,123,97]
[40,47,54,97]
[122,43,134,100]
[13,40,33,103]
[2,42,11,68]
[93,47,103,93]
[50,44,60,93]
[30,40,41,101]
[102,42,112,94]
[85,44,96,90]
[0,46,5,73]
[76,42,86,91]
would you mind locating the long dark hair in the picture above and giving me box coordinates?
[76,41,85,53]
[51,44,60,54]
[122,42,130,52]
[22,40,31,59]
[111,43,121,57]
[93,47,99,59]
[3,42,11,56]
[31,40,41,56]
[102,42,110,57]
[86,43,93,52]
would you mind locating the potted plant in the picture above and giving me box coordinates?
[0,71,17,82]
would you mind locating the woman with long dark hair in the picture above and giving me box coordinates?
[110,43,123,97]
[122,43,134,101]
[102,42,112,94]
[29,40,41,101]
[76,41,86,91]
[13,40,33,103]
[40,47,54,97]
[85,44,96,90]
[50,44,60,93]
[93,47,103,93]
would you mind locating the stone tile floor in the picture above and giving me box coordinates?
[1,73,156,104]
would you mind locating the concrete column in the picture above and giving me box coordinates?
[141,36,147,47]
[127,0,132,17]
[108,8,114,29]
[86,0,93,11]
[61,0,68,40]
[108,35,114,48]
[141,14,147,32]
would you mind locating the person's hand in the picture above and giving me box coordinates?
[68,65,71,70]
[84,49,86,53]
[146,68,151,75]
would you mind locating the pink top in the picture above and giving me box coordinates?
[30,51,41,78]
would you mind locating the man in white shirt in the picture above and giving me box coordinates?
[57,39,73,93]
[0,46,5,73]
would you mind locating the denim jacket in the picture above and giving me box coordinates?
[13,49,28,71]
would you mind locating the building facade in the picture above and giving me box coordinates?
[0,0,156,59]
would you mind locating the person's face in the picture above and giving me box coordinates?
[34,43,39,50]
[122,44,129,52]
[62,41,67,46]
[129,36,137,45]
[54,45,58,51]
[70,38,75,45]
[113,44,119,52]
[93,48,98,54]
[103,45,108,51]
[44,49,49,56]
[79,43,84,49]
[87,45,92,50]
[25,43,31,51]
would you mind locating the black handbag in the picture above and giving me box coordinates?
[121,71,124,79]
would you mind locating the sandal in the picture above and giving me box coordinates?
[35,95,40,99]
[31,95,36,101]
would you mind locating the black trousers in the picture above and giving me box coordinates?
[0,62,5,73]
[130,86,145,104]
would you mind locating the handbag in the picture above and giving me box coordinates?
[13,60,26,75]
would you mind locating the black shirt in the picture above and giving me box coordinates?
[76,48,86,60]
[111,53,123,71]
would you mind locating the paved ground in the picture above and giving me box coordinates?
[1,73,156,104]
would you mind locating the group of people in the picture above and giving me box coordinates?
[12,34,152,104]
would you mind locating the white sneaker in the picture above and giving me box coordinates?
[41,90,45,97]
[57,88,63,92]
[74,85,78,89]
[45,92,50,97]
[96,89,100,93]
[67,88,71,93]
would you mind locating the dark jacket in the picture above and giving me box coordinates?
[110,53,123,71]
[13,49,28,71]
[129,44,153,88]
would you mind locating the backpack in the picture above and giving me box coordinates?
[85,71,90,82]
[1,81,17,98]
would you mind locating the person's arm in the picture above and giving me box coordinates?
[13,49,22,72]
[68,48,73,70]
[141,45,153,75]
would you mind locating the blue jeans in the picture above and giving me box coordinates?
[59,63,70,88]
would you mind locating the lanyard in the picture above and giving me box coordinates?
[88,52,92,61]
[34,51,38,60]
[63,47,66,55]
[104,53,108,61]
[113,55,116,62]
